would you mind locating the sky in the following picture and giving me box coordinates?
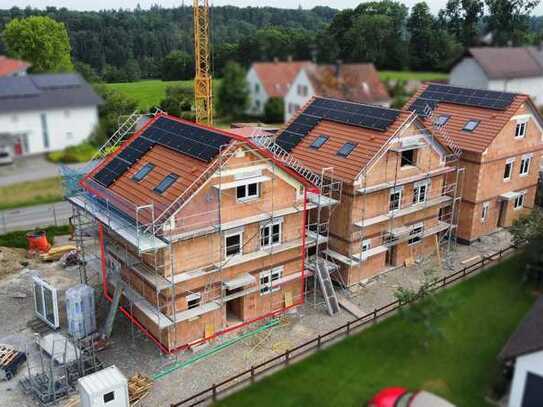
[2,0,543,15]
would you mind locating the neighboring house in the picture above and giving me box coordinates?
[72,114,317,351]
[450,47,543,106]
[275,97,458,285]
[499,296,543,407]
[284,63,391,122]
[0,55,30,77]
[0,73,102,157]
[246,61,312,117]
[406,83,543,243]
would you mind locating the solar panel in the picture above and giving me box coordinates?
[92,117,233,187]
[31,74,81,89]
[276,98,401,152]
[410,84,516,116]
[0,77,41,99]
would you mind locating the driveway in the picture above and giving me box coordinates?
[0,155,89,187]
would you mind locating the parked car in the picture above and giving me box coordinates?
[0,150,13,165]
[368,387,455,407]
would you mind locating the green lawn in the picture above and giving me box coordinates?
[379,71,449,82]
[105,79,222,110]
[217,256,535,407]
[0,225,71,248]
[0,177,64,211]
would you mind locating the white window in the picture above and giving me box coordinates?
[504,159,514,181]
[515,121,527,138]
[389,187,402,212]
[413,182,428,204]
[32,276,60,329]
[64,110,71,118]
[66,131,74,140]
[236,182,259,201]
[408,223,424,245]
[225,232,242,257]
[259,267,283,295]
[255,100,261,109]
[361,239,371,252]
[514,192,526,209]
[481,202,489,223]
[260,221,281,248]
[186,293,201,309]
[520,155,532,176]
[255,83,260,94]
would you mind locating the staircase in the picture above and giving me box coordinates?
[315,260,339,316]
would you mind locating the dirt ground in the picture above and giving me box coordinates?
[0,230,514,407]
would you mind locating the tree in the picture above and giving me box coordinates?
[2,16,73,73]
[159,86,194,118]
[74,61,102,83]
[440,0,484,46]
[217,62,249,118]
[510,208,543,286]
[264,97,284,123]
[161,51,194,81]
[408,3,435,71]
[485,0,540,45]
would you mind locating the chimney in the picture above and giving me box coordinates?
[273,57,279,64]
[335,59,343,79]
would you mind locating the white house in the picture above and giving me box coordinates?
[0,73,102,157]
[284,63,391,122]
[499,296,543,407]
[450,47,543,106]
[0,55,30,77]
[246,61,312,117]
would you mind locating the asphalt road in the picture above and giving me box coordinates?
[0,201,72,233]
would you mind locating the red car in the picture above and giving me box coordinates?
[368,387,455,407]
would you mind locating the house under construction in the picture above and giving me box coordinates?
[64,95,463,353]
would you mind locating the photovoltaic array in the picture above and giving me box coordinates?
[92,117,232,187]
[409,84,516,117]
[276,98,400,151]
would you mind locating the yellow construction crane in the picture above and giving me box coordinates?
[193,0,213,126]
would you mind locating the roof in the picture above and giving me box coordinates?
[305,63,390,104]
[405,83,531,153]
[252,61,312,97]
[83,114,310,227]
[466,47,543,80]
[78,365,127,395]
[0,73,102,114]
[275,97,414,183]
[499,296,543,360]
[0,55,30,77]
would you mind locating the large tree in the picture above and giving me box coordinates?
[161,50,194,81]
[217,62,249,118]
[485,0,540,45]
[440,0,484,46]
[2,16,73,73]
[408,3,435,71]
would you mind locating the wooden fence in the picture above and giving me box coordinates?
[171,244,517,407]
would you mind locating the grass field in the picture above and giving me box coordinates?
[0,177,63,211]
[0,225,70,248]
[105,79,222,110]
[218,256,535,407]
[379,71,449,82]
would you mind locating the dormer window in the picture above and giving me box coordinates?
[132,163,155,182]
[337,142,357,158]
[154,173,178,194]
[463,119,480,132]
[310,135,328,149]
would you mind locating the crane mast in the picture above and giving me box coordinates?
[193,0,213,126]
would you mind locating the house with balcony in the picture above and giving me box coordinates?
[406,83,543,243]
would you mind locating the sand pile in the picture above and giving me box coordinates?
[0,246,30,277]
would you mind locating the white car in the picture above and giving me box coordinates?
[0,150,13,165]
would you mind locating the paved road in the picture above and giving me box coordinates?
[0,201,72,233]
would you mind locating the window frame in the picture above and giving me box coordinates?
[186,293,201,310]
[236,182,259,202]
[103,391,115,403]
[337,142,357,158]
[132,163,155,182]
[408,223,424,246]
[481,201,490,223]
[260,221,282,248]
[412,182,428,205]
[520,155,532,176]
[259,267,283,295]
[310,135,328,149]
[400,149,416,167]
[463,119,480,132]
[515,121,527,138]
[154,173,178,194]
[225,231,243,257]
[389,187,403,212]
[361,239,371,252]
[434,115,450,127]
[514,192,526,210]
[503,159,515,181]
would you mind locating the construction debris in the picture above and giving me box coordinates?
[39,244,78,262]
[0,344,26,381]
[128,373,153,406]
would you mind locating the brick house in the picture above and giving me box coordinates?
[274,97,459,286]
[70,113,316,351]
[406,84,543,243]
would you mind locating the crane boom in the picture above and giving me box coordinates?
[193,0,213,126]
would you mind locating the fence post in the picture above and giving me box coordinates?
[462,267,466,277]
[52,205,58,226]
[373,308,377,323]
[442,276,446,287]
[346,321,351,336]
[285,349,290,365]
[1,211,6,234]
[212,384,217,402]
[317,335,321,349]
[250,366,255,383]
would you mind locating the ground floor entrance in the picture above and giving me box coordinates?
[226,296,244,325]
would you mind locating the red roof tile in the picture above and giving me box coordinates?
[253,61,313,97]
[0,55,30,77]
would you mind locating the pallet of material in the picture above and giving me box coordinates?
[0,344,26,381]
[128,373,153,406]
[63,395,80,407]
[39,244,77,262]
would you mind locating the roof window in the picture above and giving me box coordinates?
[463,119,480,132]
[337,142,357,158]
[310,135,328,149]
[434,115,449,127]
[154,174,178,194]
[132,163,155,182]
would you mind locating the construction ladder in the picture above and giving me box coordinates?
[315,260,339,315]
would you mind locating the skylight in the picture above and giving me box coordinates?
[337,142,357,157]
[154,174,178,194]
[463,119,480,132]
[434,115,449,127]
[310,135,328,149]
[132,163,155,182]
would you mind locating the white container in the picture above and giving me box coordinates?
[78,366,129,407]
[66,284,96,338]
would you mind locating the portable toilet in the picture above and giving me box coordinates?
[78,366,129,407]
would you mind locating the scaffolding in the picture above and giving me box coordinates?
[62,113,341,354]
